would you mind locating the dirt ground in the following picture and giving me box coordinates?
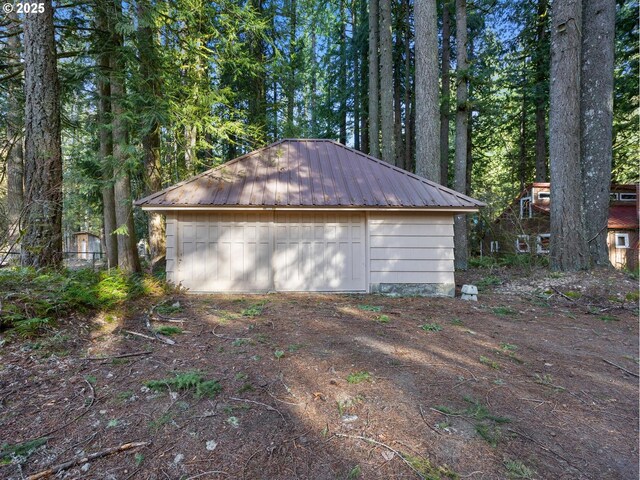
[1,268,638,480]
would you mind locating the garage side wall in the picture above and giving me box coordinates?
[368,212,455,296]
[165,213,177,284]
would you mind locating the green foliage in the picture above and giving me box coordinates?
[402,453,459,479]
[155,326,183,336]
[144,371,221,398]
[480,356,501,370]
[492,306,518,317]
[0,268,168,336]
[375,314,390,324]
[241,301,266,317]
[346,371,371,384]
[504,459,535,479]
[346,465,362,479]
[273,349,285,359]
[599,314,619,323]
[357,305,382,312]
[420,323,443,332]
[0,437,48,464]
[155,301,183,315]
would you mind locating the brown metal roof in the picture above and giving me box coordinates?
[135,139,485,210]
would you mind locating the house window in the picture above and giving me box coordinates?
[537,192,550,200]
[490,241,499,253]
[615,233,630,249]
[536,234,550,254]
[515,235,530,253]
[610,193,619,201]
[520,197,532,219]
[619,193,637,202]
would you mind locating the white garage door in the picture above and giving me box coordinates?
[177,212,273,292]
[175,212,366,292]
[273,212,366,292]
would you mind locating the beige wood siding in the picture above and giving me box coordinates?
[368,212,455,285]
[165,213,177,284]
[274,212,365,291]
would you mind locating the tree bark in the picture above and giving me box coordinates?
[286,0,297,137]
[439,0,452,186]
[22,1,63,268]
[518,63,527,190]
[339,0,347,144]
[403,0,413,171]
[414,0,440,180]
[96,2,118,268]
[6,11,23,249]
[352,0,360,150]
[111,0,141,273]
[549,0,587,271]
[137,0,165,265]
[368,0,380,157]
[453,0,468,270]
[581,0,615,267]
[534,0,548,182]
[249,0,267,145]
[379,0,395,164]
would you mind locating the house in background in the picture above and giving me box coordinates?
[136,139,485,296]
[487,183,638,270]
[71,231,102,260]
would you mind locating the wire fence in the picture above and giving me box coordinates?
[0,251,105,270]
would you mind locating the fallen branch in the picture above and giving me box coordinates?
[334,433,425,479]
[144,307,176,345]
[27,441,150,480]
[212,325,250,342]
[229,397,286,422]
[507,428,582,473]
[602,358,639,378]
[418,405,441,435]
[550,287,576,303]
[123,330,156,341]
[185,470,229,479]
[87,351,152,361]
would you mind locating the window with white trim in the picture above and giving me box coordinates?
[615,233,630,249]
[619,193,637,202]
[490,241,499,253]
[536,233,550,254]
[520,197,532,219]
[515,235,530,253]
[537,191,550,200]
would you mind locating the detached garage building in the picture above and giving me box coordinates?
[136,139,484,296]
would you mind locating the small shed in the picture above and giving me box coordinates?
[136,139,484,295]
[72,231,102,260]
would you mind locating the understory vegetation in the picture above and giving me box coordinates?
[0,267,169,337]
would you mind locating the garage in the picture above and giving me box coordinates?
[136,139,484,295]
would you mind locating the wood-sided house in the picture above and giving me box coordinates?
[487,183,639,270]
[136,139,485,295]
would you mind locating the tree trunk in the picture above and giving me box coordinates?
[379,0,395,164]
[310,28,318,137]
[581,0,615,267]
[96,2,118,268]
[249,0,267,145]
[360,0,369,153]
[6,11,23,249]
[368,0,380,157]
[22,1,63,268]
[439,0,451,186]
[403,0,412,172]
[453,0,468,270]
[393,32,404,168]
[534,0,548,182]
[549,0,587,271]
[286,0,297,137]
[339,0,347,144]
[352,0,360,150]
[414,0,440,180]
[518,64,527,190]
[137,0,165,265]
[111,0,141,273]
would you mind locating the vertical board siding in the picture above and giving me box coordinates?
[273,212,366,291]
[165,213,177,284]
[368,212,455,284]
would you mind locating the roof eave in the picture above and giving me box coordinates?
[139,205,482,213]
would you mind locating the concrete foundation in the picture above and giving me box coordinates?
[369,283,455,297]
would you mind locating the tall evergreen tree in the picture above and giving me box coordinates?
[22,2,63,267]
[379,0,395,164]
[368,0,380,157]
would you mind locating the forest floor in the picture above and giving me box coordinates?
[1,267,638,480]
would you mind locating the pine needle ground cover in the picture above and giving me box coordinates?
[0,268,637,479]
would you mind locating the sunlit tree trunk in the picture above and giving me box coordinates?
[453,0,468,270]
[22,1,63,267]
[414,0,440,180]
[439,0,452,186]
[111,0,141,272]
[137,0,165,265]
[534,0,548,182]
[379,0,395,164]
[368,0,380,157]
[549,0,587,271]
[581,0,615,267]
[96,2,118,268]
